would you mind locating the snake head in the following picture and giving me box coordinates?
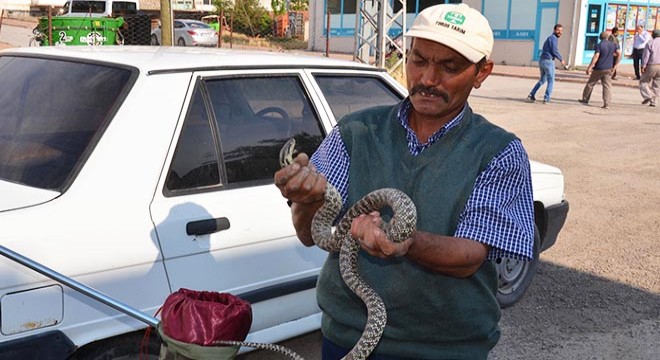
[279,138,297,168]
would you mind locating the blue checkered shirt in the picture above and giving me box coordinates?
[311,99,535,260]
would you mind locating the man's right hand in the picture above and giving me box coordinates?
[274,153,326,206]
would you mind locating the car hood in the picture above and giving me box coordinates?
[0,180,60,212]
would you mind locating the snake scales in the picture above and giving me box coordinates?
[215,138,416,359]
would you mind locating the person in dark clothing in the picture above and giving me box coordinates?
[527,24,568,104]
[579,31,621,109]
[608,27,621,80]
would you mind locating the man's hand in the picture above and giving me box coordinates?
[350,212,414,258]
[274,153,326,206]
[585,67,591,75]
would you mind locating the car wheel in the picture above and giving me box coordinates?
[494,226,540,308]
[150,34,159,46]
[177,37,186,46]
[70,330,161,360]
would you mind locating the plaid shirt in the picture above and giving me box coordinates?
[311,99,535,260]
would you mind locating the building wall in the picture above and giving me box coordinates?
[308,0,577,67]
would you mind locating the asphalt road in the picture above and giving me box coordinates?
[239,75,660,359]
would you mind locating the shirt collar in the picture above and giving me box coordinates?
[397,97,467,155]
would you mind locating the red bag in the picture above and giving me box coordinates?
[160,288,252,346]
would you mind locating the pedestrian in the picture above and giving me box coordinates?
[640,29,660,107]
[527,24,568,104]
[275,3,535,359]
[608,27,621,80]
[579,31,621,109]
[632,25,651,80]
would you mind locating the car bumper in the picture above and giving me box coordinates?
[192,37,218,47]
[540,200,569,252]
[0,330,75,359]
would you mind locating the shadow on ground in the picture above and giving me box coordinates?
[237,260,660,360]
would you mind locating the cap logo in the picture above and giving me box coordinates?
[444,11,465,25]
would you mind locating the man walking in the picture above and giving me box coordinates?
[640,29,660,107]
[527,24,568,104]
[608,27,621,80]
[579,31,620,109]
[632,25,651,80]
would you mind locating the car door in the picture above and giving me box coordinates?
[149,69,334,334]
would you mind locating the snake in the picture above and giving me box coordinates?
[278,138,417,360]
[210,138,416,359]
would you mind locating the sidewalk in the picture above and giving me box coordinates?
[492,63,640,89]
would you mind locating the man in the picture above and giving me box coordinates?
[527,24,568,104]
[640,29,660,107]
[632,25,651,80]
[579,31,620,109]
[608,27,621,80]
[275,4,534,359]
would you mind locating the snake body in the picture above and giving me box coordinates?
[280,138,417,360]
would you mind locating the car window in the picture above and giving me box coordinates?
[165,75,324,194]
[70,0,106,13]
[165,87,220,192]
[112,2,138,14]
[187,21,211,29]
[0,56,133,190]
[313,75,402,120]
[174,21,184,29]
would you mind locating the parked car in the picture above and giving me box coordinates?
[0,46,568,358]
[151,19,218,47]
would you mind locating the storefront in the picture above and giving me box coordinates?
[579,0,660,64]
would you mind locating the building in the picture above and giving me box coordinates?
[308,0,660,67]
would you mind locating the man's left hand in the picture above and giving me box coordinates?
[351,212,414,258]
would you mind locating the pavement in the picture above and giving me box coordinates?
[0,16,642,89]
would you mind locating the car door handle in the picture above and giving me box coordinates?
[186,218,230,236]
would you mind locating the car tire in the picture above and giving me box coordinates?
[150,34,159,46]
[494,226,540,308]
[177,37,186,46]
[69,330,161,360]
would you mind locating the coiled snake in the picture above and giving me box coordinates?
[217,139,416,359]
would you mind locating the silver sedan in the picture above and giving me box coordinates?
[151,19,218,47]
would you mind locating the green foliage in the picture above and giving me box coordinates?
[231,0,272,37]
[271,0,286,15]
[212,0,233,13]
[289,0,308,11]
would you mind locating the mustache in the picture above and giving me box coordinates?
[409,85,449,102]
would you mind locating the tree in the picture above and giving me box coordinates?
[232,0,272,37]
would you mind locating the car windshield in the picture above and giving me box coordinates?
[0,56,133,190]
[185,21,211,29]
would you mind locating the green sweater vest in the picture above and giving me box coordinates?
[316,102,517,359]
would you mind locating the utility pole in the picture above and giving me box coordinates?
[160,0,173,45]
[353,0,406,74]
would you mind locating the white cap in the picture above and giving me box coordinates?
[405,4,494,63]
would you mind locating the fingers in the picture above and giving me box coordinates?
[274,153,326,204]
[351,213,412,258]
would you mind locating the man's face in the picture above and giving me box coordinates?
[554,26,563,37]
[405,38,492,123]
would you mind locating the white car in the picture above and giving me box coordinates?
[151,19,218,47]
[0,46,568,358]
